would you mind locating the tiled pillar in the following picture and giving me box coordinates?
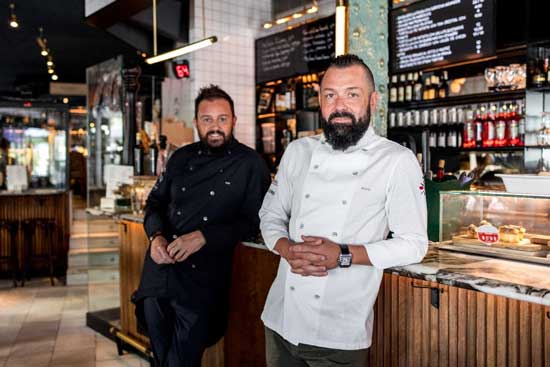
[177,0,271,148]
[348,0,389,136]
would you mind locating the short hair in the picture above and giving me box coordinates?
[194,85,235,119]
[323,54,375,91]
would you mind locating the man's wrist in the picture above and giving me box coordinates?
[274,237,290,258]
[149,231,164,242]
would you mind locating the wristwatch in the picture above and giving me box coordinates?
[338,244,352,268]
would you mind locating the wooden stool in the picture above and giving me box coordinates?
[0,220,19,287]
[21,218,57,286]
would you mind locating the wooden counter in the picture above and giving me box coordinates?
[0,189,70,278]
[119,218,550,366]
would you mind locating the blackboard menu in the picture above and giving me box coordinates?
[390,0,495,73]
[256,16,335,83]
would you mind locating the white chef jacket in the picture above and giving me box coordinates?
[259,127,428,350]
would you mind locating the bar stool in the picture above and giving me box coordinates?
[0,220,19,287]
[21,218,57,286]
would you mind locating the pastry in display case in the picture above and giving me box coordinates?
[437,190,550,264]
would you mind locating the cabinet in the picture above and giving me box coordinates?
[368,273,550,367]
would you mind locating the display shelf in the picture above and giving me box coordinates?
[389,89,525,109]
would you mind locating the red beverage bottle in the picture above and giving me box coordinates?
[507,102,522,146]
[463,108,477,148]
[494,102,508,147]
[482,104,496,147]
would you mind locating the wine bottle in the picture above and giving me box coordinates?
[134,133,144,176]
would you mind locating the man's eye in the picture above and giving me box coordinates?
[219,117,227,123]
[349,92,359,98]
[325,93,335,100]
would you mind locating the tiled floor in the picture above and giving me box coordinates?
[0,279,148,367]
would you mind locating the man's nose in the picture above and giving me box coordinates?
[334,95,348,112]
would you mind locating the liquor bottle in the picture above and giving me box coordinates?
[518,101,526,146]
[531,47,546,88]
[494,103,508,147]
[437,109,447,148]
[422,76,431,100]
[435,159,446,181]
[463,108,476,148]
[429,75,438,100]
[413,72,423,101]
[149,137,159,176]
[134,133,144,176]
[474,107,484,148]
[389,75,398,103]
[405,73,413,102]
[156,135,168,176]
[507,101,522,146]
[482,104,496,147]
[438,71,449,99]
[397,74,406,102]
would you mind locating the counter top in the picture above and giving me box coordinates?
[242,241,550,306]
[118,213,144,223]
[0,188,68,196]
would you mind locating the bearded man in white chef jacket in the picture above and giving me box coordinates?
[259,54,428,366]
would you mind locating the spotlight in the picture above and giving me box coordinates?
[41,49,49,57]
[62,98,69,104]
[48,69,54,74]
[47,57,53,67]
[263,22,273,29]
[9,4,18,28]
[51,74,58,81]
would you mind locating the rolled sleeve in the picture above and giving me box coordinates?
[366,150,428,269]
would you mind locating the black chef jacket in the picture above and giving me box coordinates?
[132,138,271,345]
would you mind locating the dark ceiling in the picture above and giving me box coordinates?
[0,0,139,98]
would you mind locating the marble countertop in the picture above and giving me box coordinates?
[242,241,550,306]
[0,188,68,196]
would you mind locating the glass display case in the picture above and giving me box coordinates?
[438,190,550,264]
[0,106,68,189]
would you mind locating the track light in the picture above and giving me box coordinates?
[47,57,53,66]
[9,3,18,28]
[145,36,217,64]
[262,1,318,30]
[51,74,58,81]
[263,22,273,29]
[41,48,49,57]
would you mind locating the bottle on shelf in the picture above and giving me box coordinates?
[134,132,144,176]
[482,104,496,147]
[398,74,406,102]
[435,159,446,181]
[413,72,423,101]
[438,71,449,99]
[518,100,526,145]
[156,135,168,176]
[148,136,159,176]
[429,75,438,100]
[507,101,522,146]
[530,47,547,88]
[389,75,398,103]
[494,102,508,147]
[474,106,484,147]
[405,73,413,102]
[423,75,431,101]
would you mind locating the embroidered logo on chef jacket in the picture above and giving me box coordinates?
[419,180,425,195]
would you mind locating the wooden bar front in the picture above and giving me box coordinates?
[119,220,550,366]
[0,191,70,278]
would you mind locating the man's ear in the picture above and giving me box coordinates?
[369,91,379,113]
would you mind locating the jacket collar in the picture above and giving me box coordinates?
[320,126,378,154]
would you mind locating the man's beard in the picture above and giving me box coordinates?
[199,130,231,153]
[321,109,370,151]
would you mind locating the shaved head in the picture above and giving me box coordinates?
[322,54,375,92]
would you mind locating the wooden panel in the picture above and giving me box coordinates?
[438,285,449,367]
[398,274,409,367]
[531,304,543,367]
[0,192,70,278]
[519,301,531,367]
[496,295,508,367]
[457,288,468,367]
[508,298,519,366]
[476,292,486,367]
[485,294,496,367]
[466,291,477,366]
[545,307,550,366]
[224,243,279,367]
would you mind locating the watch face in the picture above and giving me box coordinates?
[339,254,352,267]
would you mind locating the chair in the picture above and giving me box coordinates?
[0,220,19,287]
[21,218,57,286]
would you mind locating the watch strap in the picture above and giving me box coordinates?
[339,244,350,255]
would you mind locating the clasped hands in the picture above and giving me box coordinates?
[150,231,206,264]
[275,235,341,277]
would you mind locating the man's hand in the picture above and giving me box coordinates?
[150,236,174,264]
[274,238,328,277]
[291,236,341,270]
[167,231,207,262]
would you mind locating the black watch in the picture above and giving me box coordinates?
[338,244,352,268]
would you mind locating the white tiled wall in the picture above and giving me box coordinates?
[177,0,272,148]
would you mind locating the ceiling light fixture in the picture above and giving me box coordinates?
[145,0,217,65]
[48,69,54,74]
[47,57,53,66]
[51,74,58,81]
[9,3,18,28]
[262,1,318,30]
[41,48,49,57]
[335,0,348,56]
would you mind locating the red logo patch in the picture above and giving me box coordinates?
[419,181,425,195]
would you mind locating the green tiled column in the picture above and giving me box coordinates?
[348,0,389,136]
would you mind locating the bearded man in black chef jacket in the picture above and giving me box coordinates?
[133,85,271,367]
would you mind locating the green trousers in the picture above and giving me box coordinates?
[265,327,369,367]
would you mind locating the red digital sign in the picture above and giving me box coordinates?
[173,60,190,79]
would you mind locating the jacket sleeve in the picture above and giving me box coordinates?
[258,143,294,253]
[201,156,271,251]
[143,163,173,240]
[365,150,428,269]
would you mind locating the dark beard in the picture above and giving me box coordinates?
[321,110,370,151]
[199,130,231,154]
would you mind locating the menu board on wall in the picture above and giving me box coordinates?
[255,16,335,83]
[390,0,495,73]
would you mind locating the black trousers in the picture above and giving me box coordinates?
[143,297,210,367]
